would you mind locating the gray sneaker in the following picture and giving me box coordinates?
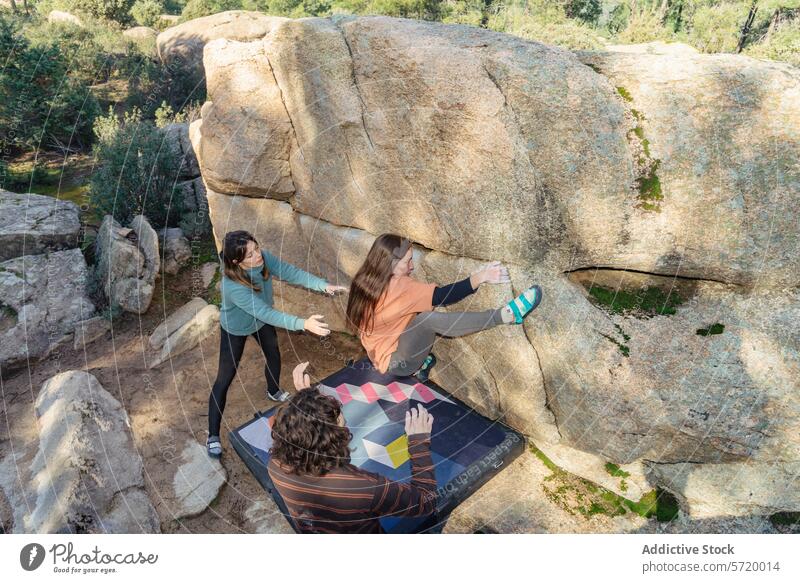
[267,388,290,403]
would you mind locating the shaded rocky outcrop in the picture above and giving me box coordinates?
[159,227,192,275]
[163,123,211,238]
[25,370,159,533]
[0,190,81,262]
[0,248,95,376]
[194,14,800,517]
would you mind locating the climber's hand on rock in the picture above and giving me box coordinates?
[304,314,330,336]
[471,260,511,288]
[324,284,348,296]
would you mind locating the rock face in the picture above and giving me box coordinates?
[95,215,159,314]
[0,190,81,261]
[0,248,95,376]
[194,14,800,517]
[26,370,159,533]
[156,11,287,81]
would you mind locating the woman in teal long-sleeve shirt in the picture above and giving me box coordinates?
[206,230,346,458]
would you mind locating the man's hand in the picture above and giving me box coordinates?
[405,404,434,436]
[292,361,312,390]
[324,284,348,296]
[470,260,511,288]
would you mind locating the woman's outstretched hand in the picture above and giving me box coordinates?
[470,260,511,288]
[292,361,313,390]
[304,314,330,336]
[324,284,348,296]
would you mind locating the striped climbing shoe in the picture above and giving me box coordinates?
[505,284,542,324]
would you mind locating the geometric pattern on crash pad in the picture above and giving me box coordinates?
[228,356,525,533]
[362,423,409,469]
[321,380,454,405]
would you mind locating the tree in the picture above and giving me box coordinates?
[737,0,759,51]
[0,15,99,154]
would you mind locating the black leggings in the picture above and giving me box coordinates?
[208,323,281,437]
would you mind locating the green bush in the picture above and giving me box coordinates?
[487,0,603,49]
[615,5,673,44]
[440,0,486,26]
[0,15,100,154]
[89,106,185,229]
[687,1,749,53]
[745,18,800,65]
[179,0,244,21]
[130,0,166,26]
[21,17,125,86]
[565,0,601,25]
[66,0,137,24]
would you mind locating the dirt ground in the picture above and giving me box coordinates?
[0,259,366,533]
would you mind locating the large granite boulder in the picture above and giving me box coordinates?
[195,15,800,517]
[0,248,95,376]
[23,370,159,533]
[0,190,81,261]
[156,11,287,80]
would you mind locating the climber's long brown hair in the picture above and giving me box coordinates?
[221,230,269,291]
[346,234,412,335]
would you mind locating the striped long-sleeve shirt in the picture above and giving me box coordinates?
[267,434,437,533]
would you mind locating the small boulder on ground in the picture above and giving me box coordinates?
[149,298,219,368]
[171,441,226,519]
[26,370,159,533]
[149,297,207,349]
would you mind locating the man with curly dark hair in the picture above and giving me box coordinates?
[267,362,437,533]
